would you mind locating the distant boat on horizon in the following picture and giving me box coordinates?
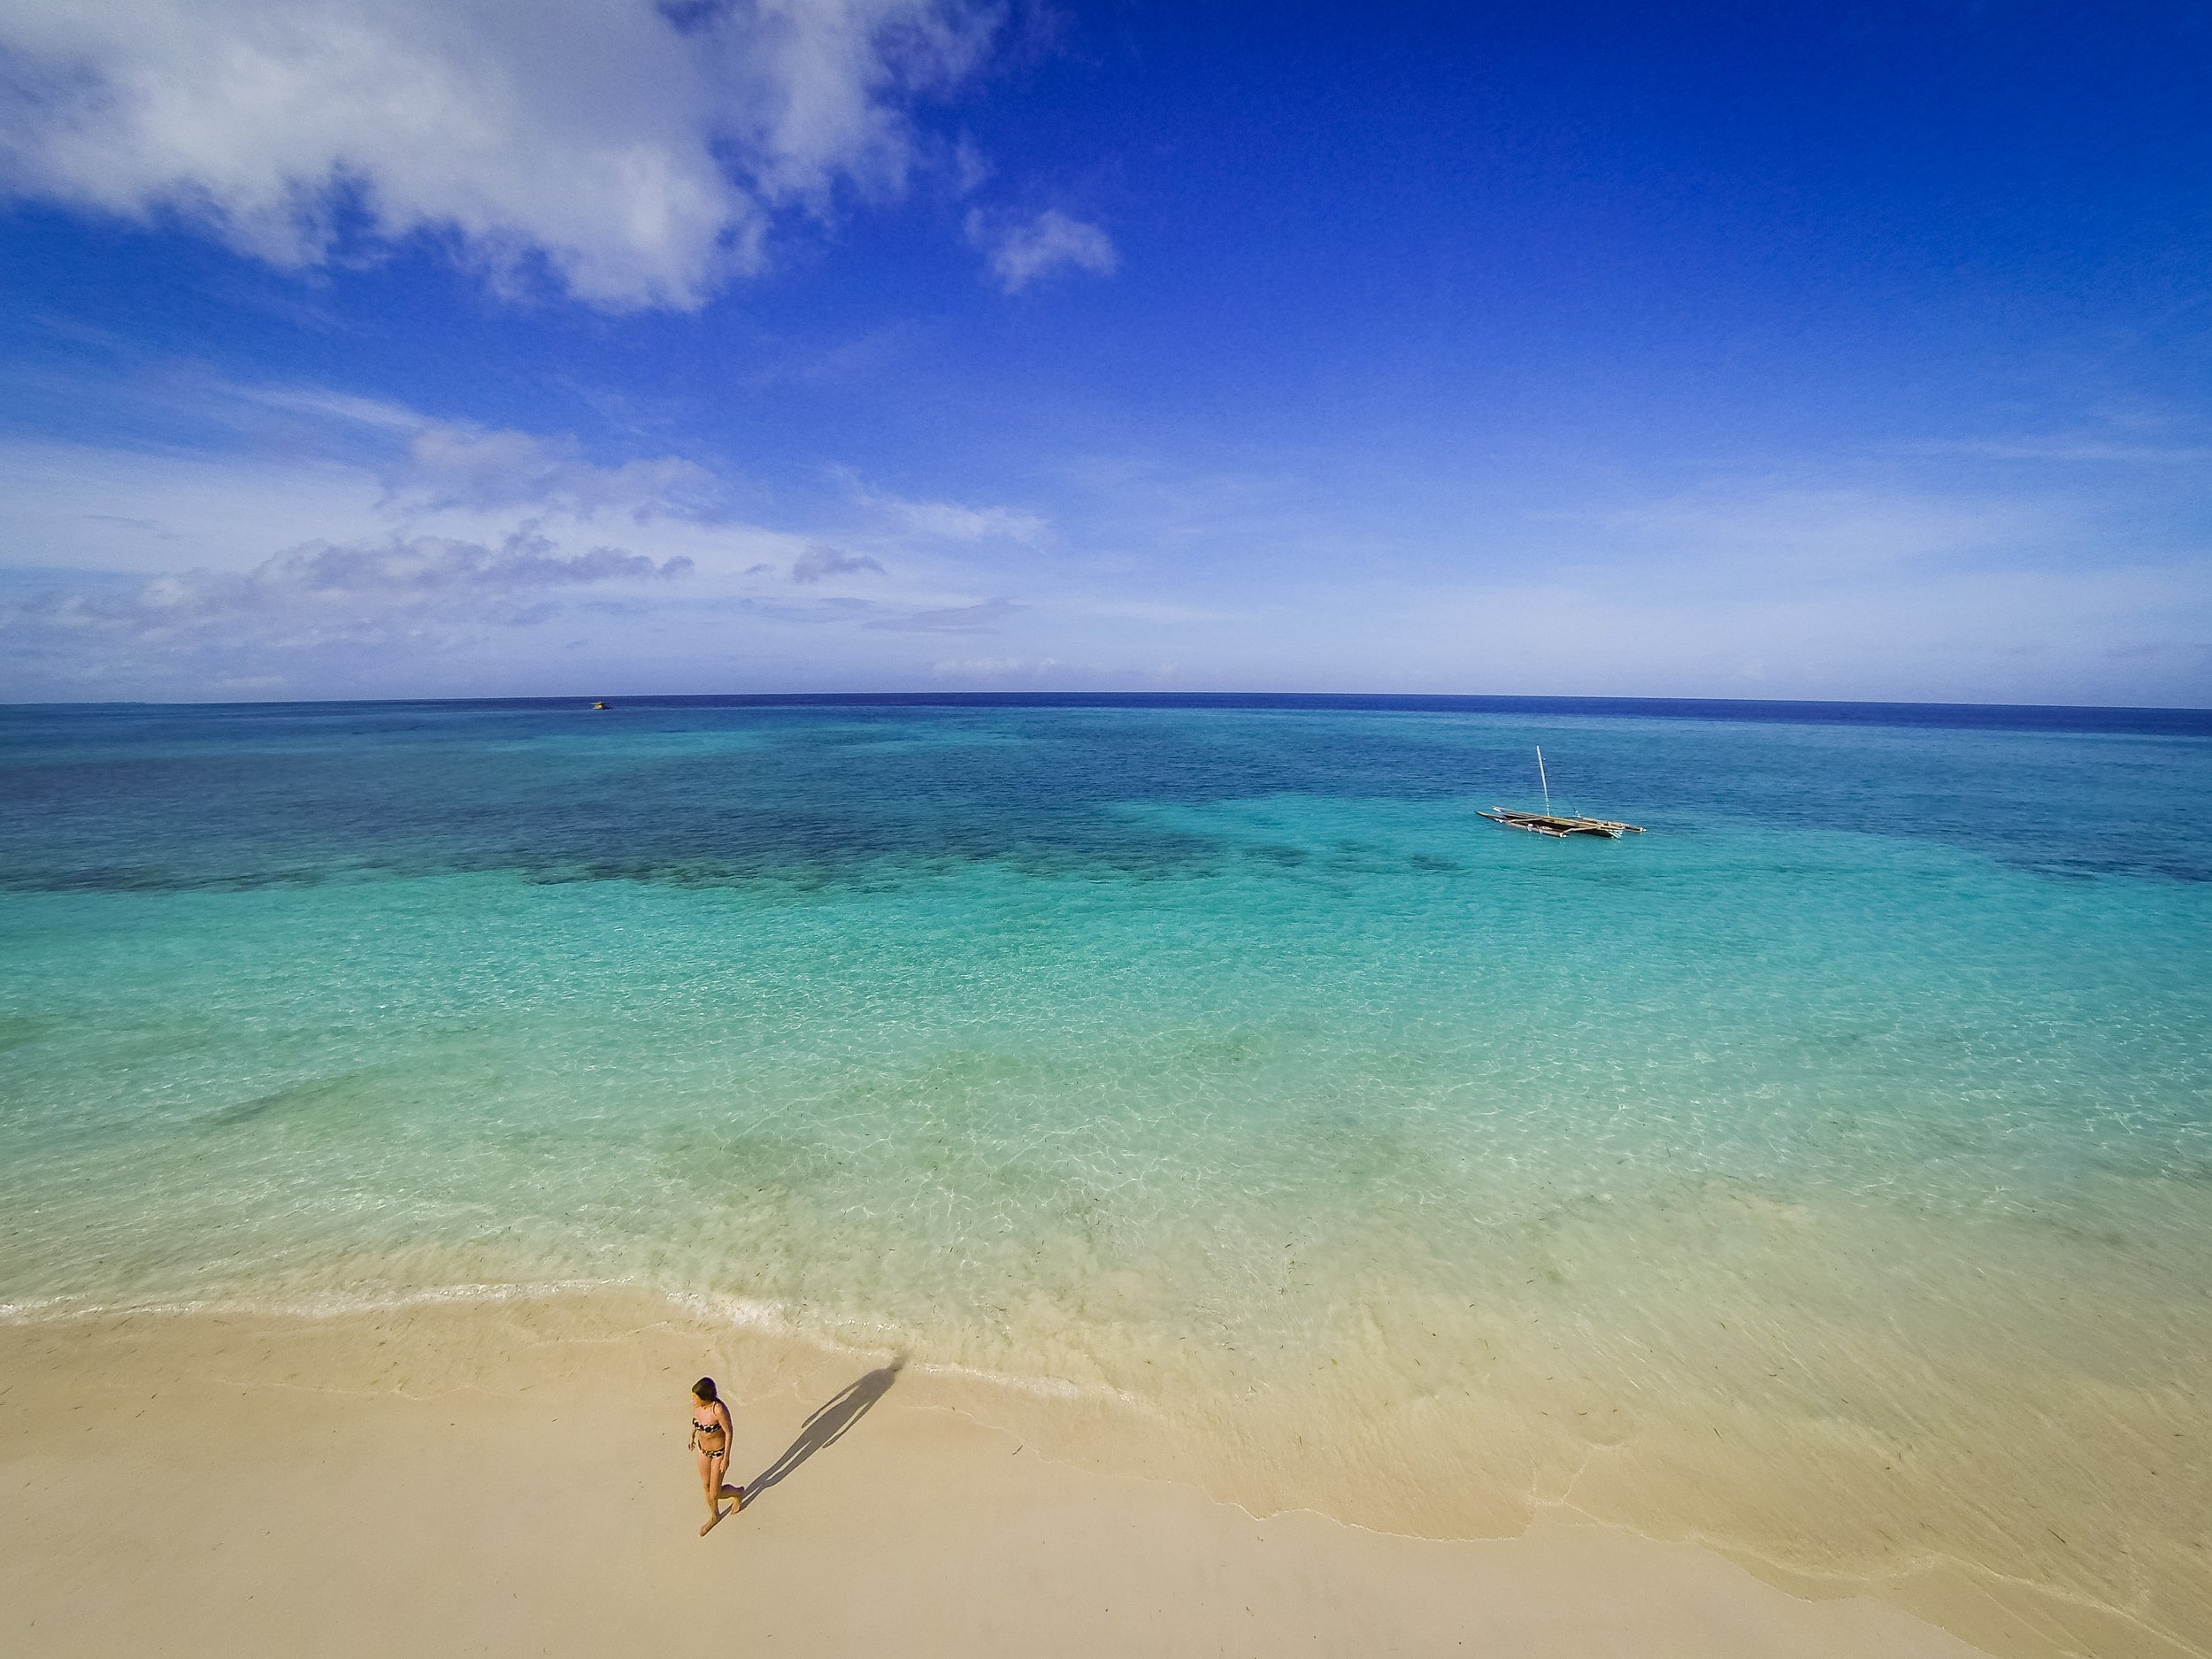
[1479,747,1644,839]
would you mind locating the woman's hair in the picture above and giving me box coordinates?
[693,1377,718,1403]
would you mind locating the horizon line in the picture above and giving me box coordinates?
[6,687,2209,722]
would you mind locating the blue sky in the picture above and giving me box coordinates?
[1,0,2207,705]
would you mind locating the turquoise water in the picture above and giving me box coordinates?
[4,696,2209,1647]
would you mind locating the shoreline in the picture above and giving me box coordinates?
[2,1289,2167,1658]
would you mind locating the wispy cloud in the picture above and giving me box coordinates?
[0,368,1070,697]
[1905,437,2212,465]
[881,495,1046,541]
[1,528,691,684]
[238,384,1043,550]
[0,0,1006,309]
[242,386,428,434]
[832,468,1047,541]
[225,380,729,521]
[388,426,721,520]
[1588,484,2041,584]
[865,596,1021,630]
[931,654,1058,679]
[789,544,885,582]
[13,360,2204,707]
[736,594,877,624]
[967,208,1117,294]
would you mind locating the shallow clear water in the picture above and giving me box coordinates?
[4,695,2209,1647]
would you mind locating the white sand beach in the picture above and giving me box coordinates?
[0,1294,2021,1659]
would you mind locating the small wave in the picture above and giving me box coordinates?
[0,1278,622,1325]
[656,1288,1156,1410]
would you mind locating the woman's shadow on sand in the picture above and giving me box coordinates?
[741,1359,902,1507]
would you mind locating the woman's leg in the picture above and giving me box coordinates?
[715,1448,742,1507]
[698,1448,726,1533]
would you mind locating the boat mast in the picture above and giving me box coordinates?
[1536,746,1552,815]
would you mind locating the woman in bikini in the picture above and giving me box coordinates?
[688,1377,741,1534]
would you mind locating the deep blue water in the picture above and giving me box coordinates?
[6,694,2209,895]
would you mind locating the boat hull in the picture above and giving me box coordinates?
[1479,809,1644,838]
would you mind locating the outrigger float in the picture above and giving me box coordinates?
[1479,748,1644,839]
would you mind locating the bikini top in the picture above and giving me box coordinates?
[694,1410,725,1436]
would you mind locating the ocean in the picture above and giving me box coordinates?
[4,695,2208,1649]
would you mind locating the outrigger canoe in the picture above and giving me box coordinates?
[1480,746,1644,838]
[1478,807,1643,839]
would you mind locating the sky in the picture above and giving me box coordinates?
[0,0,2208,707]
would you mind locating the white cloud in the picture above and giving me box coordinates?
[219,381,726,519]
[0,0,1002,309]
[930,654,1056,679]
[0,439,392,575]
[389,426,721,518]
[0,527,693,692]
[242,386,428,434]
[884,495,1045,541]
[1370,560,2212,706]
[830,468,1047,541]
[865,595,1018,629]
[1906,437,2212,465]
[789,543,884,581]
[1588,484,2039,583]
[968,207,1116,293]
[19,372,2199,706]
[847,486,1044,542]
[0,382,1062,697]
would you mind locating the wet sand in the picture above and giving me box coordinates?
[0,1293,2016,1659]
